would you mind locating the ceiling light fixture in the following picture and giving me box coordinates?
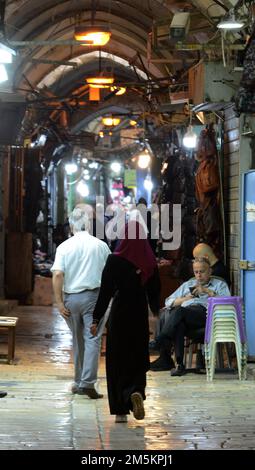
[129,119,137,126]
[183,109,197,149]
[74,25,111,46]
[86,47,114,96]
[183,125,197,149]
[77,180,90,197]
[0,64,8,82]
[65,162,78,175]
[196,112,205,125]
[0,42,16,64]
[111,161,122,173]
[138,150,151,169]
[144,174,153,191]
[217,9,244,30]
[110,86,126,96]
[86,76,114,88]
[102,117,121,126]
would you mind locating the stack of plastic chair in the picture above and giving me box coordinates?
[204,296,247,381]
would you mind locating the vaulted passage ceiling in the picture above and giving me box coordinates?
[0,0,251,159]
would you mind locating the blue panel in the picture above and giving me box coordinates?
[244,271,255,356]
[243,171,255,259]
[241,171,255,356]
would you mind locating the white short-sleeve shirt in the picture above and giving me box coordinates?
[51,231,111,293]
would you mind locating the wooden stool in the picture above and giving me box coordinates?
[0,317,18,363]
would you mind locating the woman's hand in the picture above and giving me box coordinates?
[152,311,159,317]
[90,324,98,336]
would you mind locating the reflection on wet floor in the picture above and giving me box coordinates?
[1,305,255,450]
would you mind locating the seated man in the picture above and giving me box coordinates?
[149,244,230,371]
[152,257,230,376]
[193,243,230,286]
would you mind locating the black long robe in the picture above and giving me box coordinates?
[93,254,160,415]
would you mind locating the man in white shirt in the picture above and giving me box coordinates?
[51,206,111,398]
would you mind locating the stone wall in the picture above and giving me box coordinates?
[223,106,240,293]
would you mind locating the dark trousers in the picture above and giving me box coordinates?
[158,305,207,365]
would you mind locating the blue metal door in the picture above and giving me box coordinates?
[241,170,255,358]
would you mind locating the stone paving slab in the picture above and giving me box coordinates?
[1,306,255,450]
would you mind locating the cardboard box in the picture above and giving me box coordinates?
[32,275,54,306]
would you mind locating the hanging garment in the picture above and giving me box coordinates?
[195,156,220,208]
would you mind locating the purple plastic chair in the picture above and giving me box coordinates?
[205,296,246,344]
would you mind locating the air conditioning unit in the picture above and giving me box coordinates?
[188,62,242,106]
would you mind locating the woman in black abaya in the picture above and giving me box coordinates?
[91,221,160,423]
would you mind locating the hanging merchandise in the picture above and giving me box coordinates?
[124,169,137,188]
[235,86,255,114]
[194,124,222,256]
[235,23,255,114]
[195,157,220,206]
[240,40,255,88]
[195,124,220,207]
[196,123,217,162]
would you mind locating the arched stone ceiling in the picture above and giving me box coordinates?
[4,0,227,88]
[0,0,243,151]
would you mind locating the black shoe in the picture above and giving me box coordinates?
[195,350,205,369]
[150,356,175,371]
[0,391,7,398]
[77,387,103,399]
[131,392,145,420]
[171,364,186,377]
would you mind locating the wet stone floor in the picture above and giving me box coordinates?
[0,306,255,450]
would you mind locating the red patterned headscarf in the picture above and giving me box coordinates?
[114,221,157,284]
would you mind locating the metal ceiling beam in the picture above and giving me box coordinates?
[152,43,245,51]
[189,0,220,26]
[9,40,88,47]
[30,58,78,67]
[174,43,245,51]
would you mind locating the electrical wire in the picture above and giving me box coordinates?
[221,31,226,67]
[206,29,221,43]
[212,0,229,13]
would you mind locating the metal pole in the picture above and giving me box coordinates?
[0,146,5,298]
